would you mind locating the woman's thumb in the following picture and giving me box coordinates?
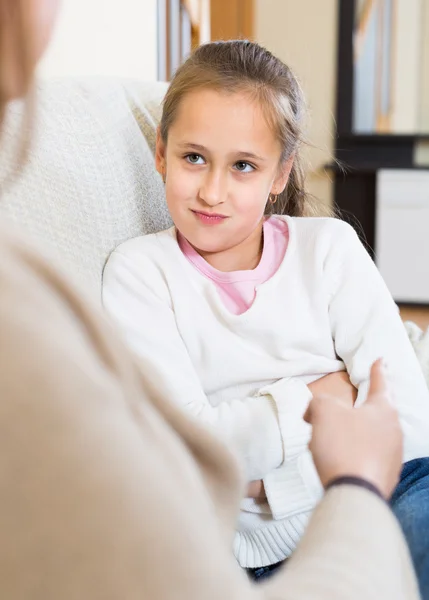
[367,359,388,401]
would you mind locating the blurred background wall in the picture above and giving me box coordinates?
[255,0,338,207]
[38,0,338,207]
[39,0,158,80]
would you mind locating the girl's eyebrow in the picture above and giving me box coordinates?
[177,142,266,162]
[178,142,208,153]
[234,151,267,163]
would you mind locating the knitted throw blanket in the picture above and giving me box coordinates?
[405,321,429,388]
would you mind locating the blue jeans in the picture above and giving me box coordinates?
[247,560,284,582]
[248,458,429,592]
[391,458,429,599]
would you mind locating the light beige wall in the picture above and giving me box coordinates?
[39,0,158,80]
[254,0,338,207]
[391,0,422,133]
[419,0,429,132]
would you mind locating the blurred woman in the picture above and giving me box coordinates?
[0,2,419,598]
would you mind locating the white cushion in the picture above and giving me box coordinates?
[0,78,171,298]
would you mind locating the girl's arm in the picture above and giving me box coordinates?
[327,222,429,462]
[252,220,429,521]
[102,248,318,500]
[247,372,356,500]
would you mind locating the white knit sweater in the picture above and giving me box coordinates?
[102,216,429,568]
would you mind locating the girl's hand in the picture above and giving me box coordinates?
[247,480,266,501]
[308,371,357,407]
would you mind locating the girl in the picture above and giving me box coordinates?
[102,41,429,592]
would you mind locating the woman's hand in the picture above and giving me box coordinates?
[246,371,357,499]
[304,360,403,499]
[308,371,357,407]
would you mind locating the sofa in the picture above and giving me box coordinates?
[0,77,428,385]
[0,78,171,298]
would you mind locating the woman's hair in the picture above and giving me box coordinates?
[161,40,325,217]
[0,0,35,173]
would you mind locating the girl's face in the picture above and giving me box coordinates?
[156,89,292,270]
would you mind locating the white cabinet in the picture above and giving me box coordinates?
[376,169,429,302]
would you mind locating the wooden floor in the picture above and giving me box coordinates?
[399,305,429,330]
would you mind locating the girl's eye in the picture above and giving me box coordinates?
[185,154,205,165]
[234,161,255,173]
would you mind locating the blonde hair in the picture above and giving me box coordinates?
[161,40,323,217]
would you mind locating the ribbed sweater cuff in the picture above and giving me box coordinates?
[259,377,313,460]
[264,450,324,520]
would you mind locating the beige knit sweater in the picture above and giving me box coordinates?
[0,224,420,600]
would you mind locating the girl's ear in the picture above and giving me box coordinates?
[155,127,166,177]
[271,154,294,195]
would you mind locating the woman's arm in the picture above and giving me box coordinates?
[1,227,417,600]
[265,484,419,600]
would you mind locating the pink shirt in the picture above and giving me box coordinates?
[177,216,289,315]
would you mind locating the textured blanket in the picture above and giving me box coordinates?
[405,321,429,388]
